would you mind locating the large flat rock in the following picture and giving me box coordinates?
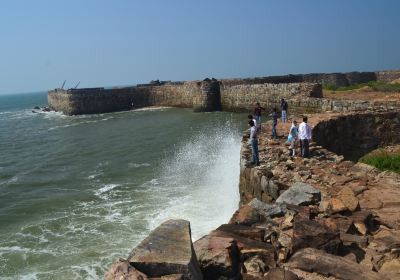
[286,248,386,280]
[248,198,287,218]
[127,219,203,279]
[276,182,321,206]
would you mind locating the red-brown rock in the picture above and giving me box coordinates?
[292,217,340,254]
[229,205,260,225]
[216,224,265,242]
[286,248,385,280]
[104,259,148,280]
[127,220,202,279]
[193,235,239,280]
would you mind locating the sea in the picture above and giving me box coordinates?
[0,91,247,279]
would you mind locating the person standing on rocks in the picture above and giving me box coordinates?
[254,102,265,131]
[286,120,298,156]
[298,116,312,157]
[248,114,257,129]
[248,120,260,166]
[270,108,278,139]
[280,98,288,123]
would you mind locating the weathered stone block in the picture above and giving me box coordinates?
[286,248,385,280]
[276,182,321,206]
[128,220,202,279]
[194,235,239,280]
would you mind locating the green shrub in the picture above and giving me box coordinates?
[325,81,400,92]
[360,149,400,174]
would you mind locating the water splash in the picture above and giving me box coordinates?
[148,120,241,240]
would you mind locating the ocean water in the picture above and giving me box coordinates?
[0,92,246,279]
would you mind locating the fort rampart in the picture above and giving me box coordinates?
[48,70,400,115]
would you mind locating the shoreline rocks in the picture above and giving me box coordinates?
[105,113,400,280]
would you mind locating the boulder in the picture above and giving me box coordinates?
[276,182,320,206]
[321,197,347,214]
[248,199,287,218]
[229,205,260,225]
[216,224,265,242]
[328,215,353,233]
[379,259,400,279]
[368,227,400,254]
[127,220,202,279]
[292,217,340,254]
[104,259,148,280]
[193,235,239,280]
[243,255,267,276]
[337,187,359,212]
[340,233,368,247]
[209,229,276,270]
[286,248,385,280]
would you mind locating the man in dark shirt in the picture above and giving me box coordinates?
[254,102,265,131]
[280,98,288,123]
[271,108,278,139]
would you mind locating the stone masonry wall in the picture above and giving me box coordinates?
[48,82,205,115]
[48,70,400,115]
[375,70,400,82]
[312,112,400,161]
[220,83,322,113]
[48,81,322,115]
[48,87,152,115]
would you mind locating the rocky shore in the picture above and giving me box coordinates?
[104,112,400,280]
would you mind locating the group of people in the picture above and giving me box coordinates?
[247,100,312,166]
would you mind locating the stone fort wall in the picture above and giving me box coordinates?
[48,80,322,115]
[48,70,400,115]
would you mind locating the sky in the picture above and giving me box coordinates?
[0,0,399,94]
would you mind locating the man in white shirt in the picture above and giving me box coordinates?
[298,116,312,157]
[249,120,260,166]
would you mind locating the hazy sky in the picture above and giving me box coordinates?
[1,0,399,94]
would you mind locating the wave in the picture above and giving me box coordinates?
[47,117,114,131]
[0,111,14,115]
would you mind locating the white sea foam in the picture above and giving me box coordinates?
[70,264,99,280]
[128,162,151,168]
[47,117,113,131]
[131,106,170,112]
[95,184,121,196]
[0,246,55,257]
[0,111,14,115]
[87,173,102,180]
[147,121,241,240]
[20,272,39,280]
[0,174,20,186]
[149,178,159,185]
